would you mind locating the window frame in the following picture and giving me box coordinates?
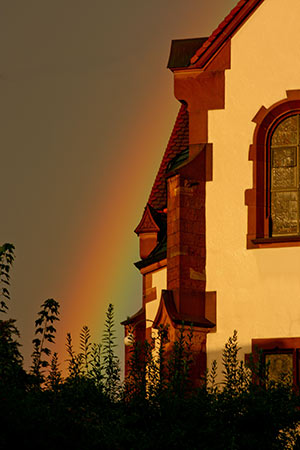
[246,90,300,248]
[251,337,300,386]
[268,112,300,237]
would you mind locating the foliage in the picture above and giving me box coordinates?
[80,325,92,375]
[2,315,300,449]
[0,318,25,385]
[125,332,155,401]
[166,323,194,397]
[31,298,60,384]
[1,242,300,448]
[65,325,104,388]
[46,352,63,390]
[66,331,83,378]
[0,243,25,386]
[0,243,15,313]
[222,329,251,394]
[89,342,103,387]
[102,303,120,399]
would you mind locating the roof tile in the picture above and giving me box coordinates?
[148,103,189,210]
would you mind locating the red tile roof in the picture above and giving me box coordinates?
[190,0,264,67]
[148,102,189,210]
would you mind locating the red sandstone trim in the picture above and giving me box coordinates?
[134,204,160,234]
[246,91,300,249]
[190,0,264,69]
[140,259,167,275]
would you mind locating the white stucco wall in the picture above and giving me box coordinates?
[206,0,300,376]
[145,267,167,327]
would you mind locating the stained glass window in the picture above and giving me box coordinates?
[270,114,300,236]
[265,353,293,383]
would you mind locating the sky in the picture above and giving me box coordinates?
[0,0,237,376]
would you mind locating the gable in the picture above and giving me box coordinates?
[134,204,160,235]
[190,0,264,69]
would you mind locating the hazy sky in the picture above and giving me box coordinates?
[0,0,237,375]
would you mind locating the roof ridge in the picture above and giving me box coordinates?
[190,0,263,66]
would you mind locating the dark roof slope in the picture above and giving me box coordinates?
[121,307,144,326]
[167,147,189,172]
[148,102,189,210]
[167,37,208,69]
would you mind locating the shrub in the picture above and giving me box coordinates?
[1,241,300,449]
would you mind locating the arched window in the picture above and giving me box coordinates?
[269,114,300,237]
[246,91,300,248]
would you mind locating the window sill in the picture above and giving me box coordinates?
[251,236,300,248]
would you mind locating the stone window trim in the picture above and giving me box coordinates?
[245,90,300,249]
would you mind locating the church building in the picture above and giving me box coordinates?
[122,0,300,385]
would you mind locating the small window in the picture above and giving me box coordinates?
[252,338,300,386]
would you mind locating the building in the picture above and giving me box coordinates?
[122,0,300,385]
